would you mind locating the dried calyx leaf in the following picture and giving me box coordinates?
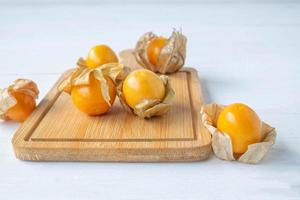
[0,79,39,120]
[59,58,127,106]
[118,75,175,118]
[200,103,276,164]
[134,30,187,74]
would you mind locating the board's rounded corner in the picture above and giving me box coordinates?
[191,141,212,161]
[12,144,28,161]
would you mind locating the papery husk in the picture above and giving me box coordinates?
[117,75,175,118]
[58,58,127,106]
[134,30,187,74]
[0,79,39,120]
[200,103,276,164]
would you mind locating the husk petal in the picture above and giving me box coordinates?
[10,79,39,98]
[158,31,187,74]
[0,88,17,120]
[200,103,276,164]
[134,32,157,72]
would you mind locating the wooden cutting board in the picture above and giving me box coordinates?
[12,51,211,162]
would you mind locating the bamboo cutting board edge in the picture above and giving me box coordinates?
[12,68,212,162]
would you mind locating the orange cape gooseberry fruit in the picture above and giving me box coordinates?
[86,45,118,69]
[217,103,262,154]
[58,62,125,116]
[122,69,165,109]
[147,37,167,67]
[71,74,116,116]
[0,79,39,123]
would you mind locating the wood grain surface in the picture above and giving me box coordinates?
[12,51,211,162]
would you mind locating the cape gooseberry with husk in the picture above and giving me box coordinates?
[217,103,262,154]
[134,30,187,74]
[118,69,175,119]
[71,74,116,115]
[0,79,39,122]
[59,59,125,116]
[123,69,165,108]
[86,44,119,69]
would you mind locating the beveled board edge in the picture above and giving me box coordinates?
[12,68,212,162]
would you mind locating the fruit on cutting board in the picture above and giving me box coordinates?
[86,45,118,69]
[134,30,187,74]
[58,44,124,116]
[217,103,262,154]
[71,74,116,116]
[122,69,166,109]
[0,79,39,122]
[147,37,167,67]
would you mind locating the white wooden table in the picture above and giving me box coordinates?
[0,2,299,200]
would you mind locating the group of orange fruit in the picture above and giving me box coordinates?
[70,44,167,116]
[1,34,263,155]
[2,39,168,122]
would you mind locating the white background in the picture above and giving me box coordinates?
[0,1,300,200]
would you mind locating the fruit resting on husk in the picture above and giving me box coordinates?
[117,74,175,119]
[0,79,39,122]
[200,103,276,164]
